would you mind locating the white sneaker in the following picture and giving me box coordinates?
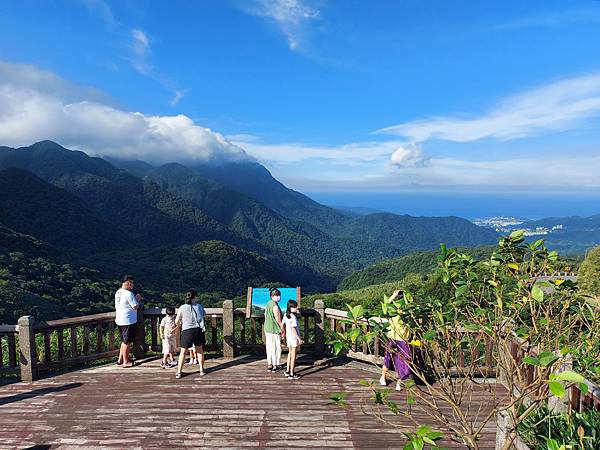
[395,382,402,391]
[379,377,387,386]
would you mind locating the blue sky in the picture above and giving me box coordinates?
[1,0,600,193]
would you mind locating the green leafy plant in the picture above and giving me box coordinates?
[402,425,445,450]
[329,233,600,450]
[518,404,600,450]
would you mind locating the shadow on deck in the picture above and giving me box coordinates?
[0,355,504,449]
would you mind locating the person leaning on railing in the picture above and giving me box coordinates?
[379,290,412,391]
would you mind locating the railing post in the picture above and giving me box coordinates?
[223,300,234,358]
[18,316,37,382]
[133,307,145,360]
[549,353,572,413]
[314,300,325,357]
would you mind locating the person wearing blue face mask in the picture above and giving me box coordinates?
[264,288,285,372]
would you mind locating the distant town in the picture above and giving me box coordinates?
[473,216,565,236]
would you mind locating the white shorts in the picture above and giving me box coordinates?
[286,336,299,348]
[162,336,177,354]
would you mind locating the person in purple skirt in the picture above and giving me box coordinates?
[379,315,412,390]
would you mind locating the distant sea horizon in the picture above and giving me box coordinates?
[307,191,600,221]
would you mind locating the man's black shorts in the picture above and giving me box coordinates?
[118,323,136,344]
[181,327,206,349]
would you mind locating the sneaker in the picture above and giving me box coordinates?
[199,370,205,377]
[175,372,182,379]
[288,374,301,380]
[284,371,290,377]
[379,377,387,386]
[395,382,402,391]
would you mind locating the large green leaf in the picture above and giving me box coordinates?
[548,381,566,397]
[523,356,540,366]
[531,284,544,302]
[555,371,585,383]
[538,352,559,367]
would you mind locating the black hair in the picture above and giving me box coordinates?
[185,289,198,304]
[269,287,281,298]
[122,274,134,282]
[286,299,298,319]
[165,306,175,316]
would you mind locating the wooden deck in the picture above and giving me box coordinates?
[0,355,504,449]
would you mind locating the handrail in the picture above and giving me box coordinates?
[323,308,599,413]
[35,312,116,330]
[8,301,325,381]
[144,307,225,316]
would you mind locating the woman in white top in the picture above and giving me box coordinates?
[281,300,302,379]
[174,289,206,379]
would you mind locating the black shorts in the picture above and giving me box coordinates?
[118,323,136,344]
[181,327,205,349]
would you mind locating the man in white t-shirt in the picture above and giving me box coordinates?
[115,275,141,367]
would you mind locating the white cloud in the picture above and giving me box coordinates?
[376,73,600,143]
[280,154,600,192]
[125,29,186,106]
[169,90,185,106]
[231,138,403,165]
[389,143,427,168]
[243,0,320,51]
[79,0,119,29]
[0,61,249,165]
[0,60,114,105]
[130,28,152,75]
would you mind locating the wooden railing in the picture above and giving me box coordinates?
[6,300,326,382]
[6,297,597,415]
[324,308,600,413]
[0,325,19,376]
[324,308,496,377]
[507,335,600,413]
[32,312,121,373]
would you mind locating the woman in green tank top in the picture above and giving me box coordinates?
[264,288,285,371]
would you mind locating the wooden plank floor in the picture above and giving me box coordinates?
[0,355,505,449]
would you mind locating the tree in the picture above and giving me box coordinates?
[330,232,599,450]
[578,245,600,300]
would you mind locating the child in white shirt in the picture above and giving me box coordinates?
[160,307,178,368]
[282,300,302,379]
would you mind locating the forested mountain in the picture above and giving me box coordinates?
[144,163,402,284]
[338,247,494,290]
[332,213,498,250]
[0,141,231,248]
[0,168,131,253]
[0,140,500,322]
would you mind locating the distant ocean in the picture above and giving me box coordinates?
[307,191,600,220]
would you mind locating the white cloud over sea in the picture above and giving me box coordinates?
[1,60,600,191]
[376,73,600,143]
